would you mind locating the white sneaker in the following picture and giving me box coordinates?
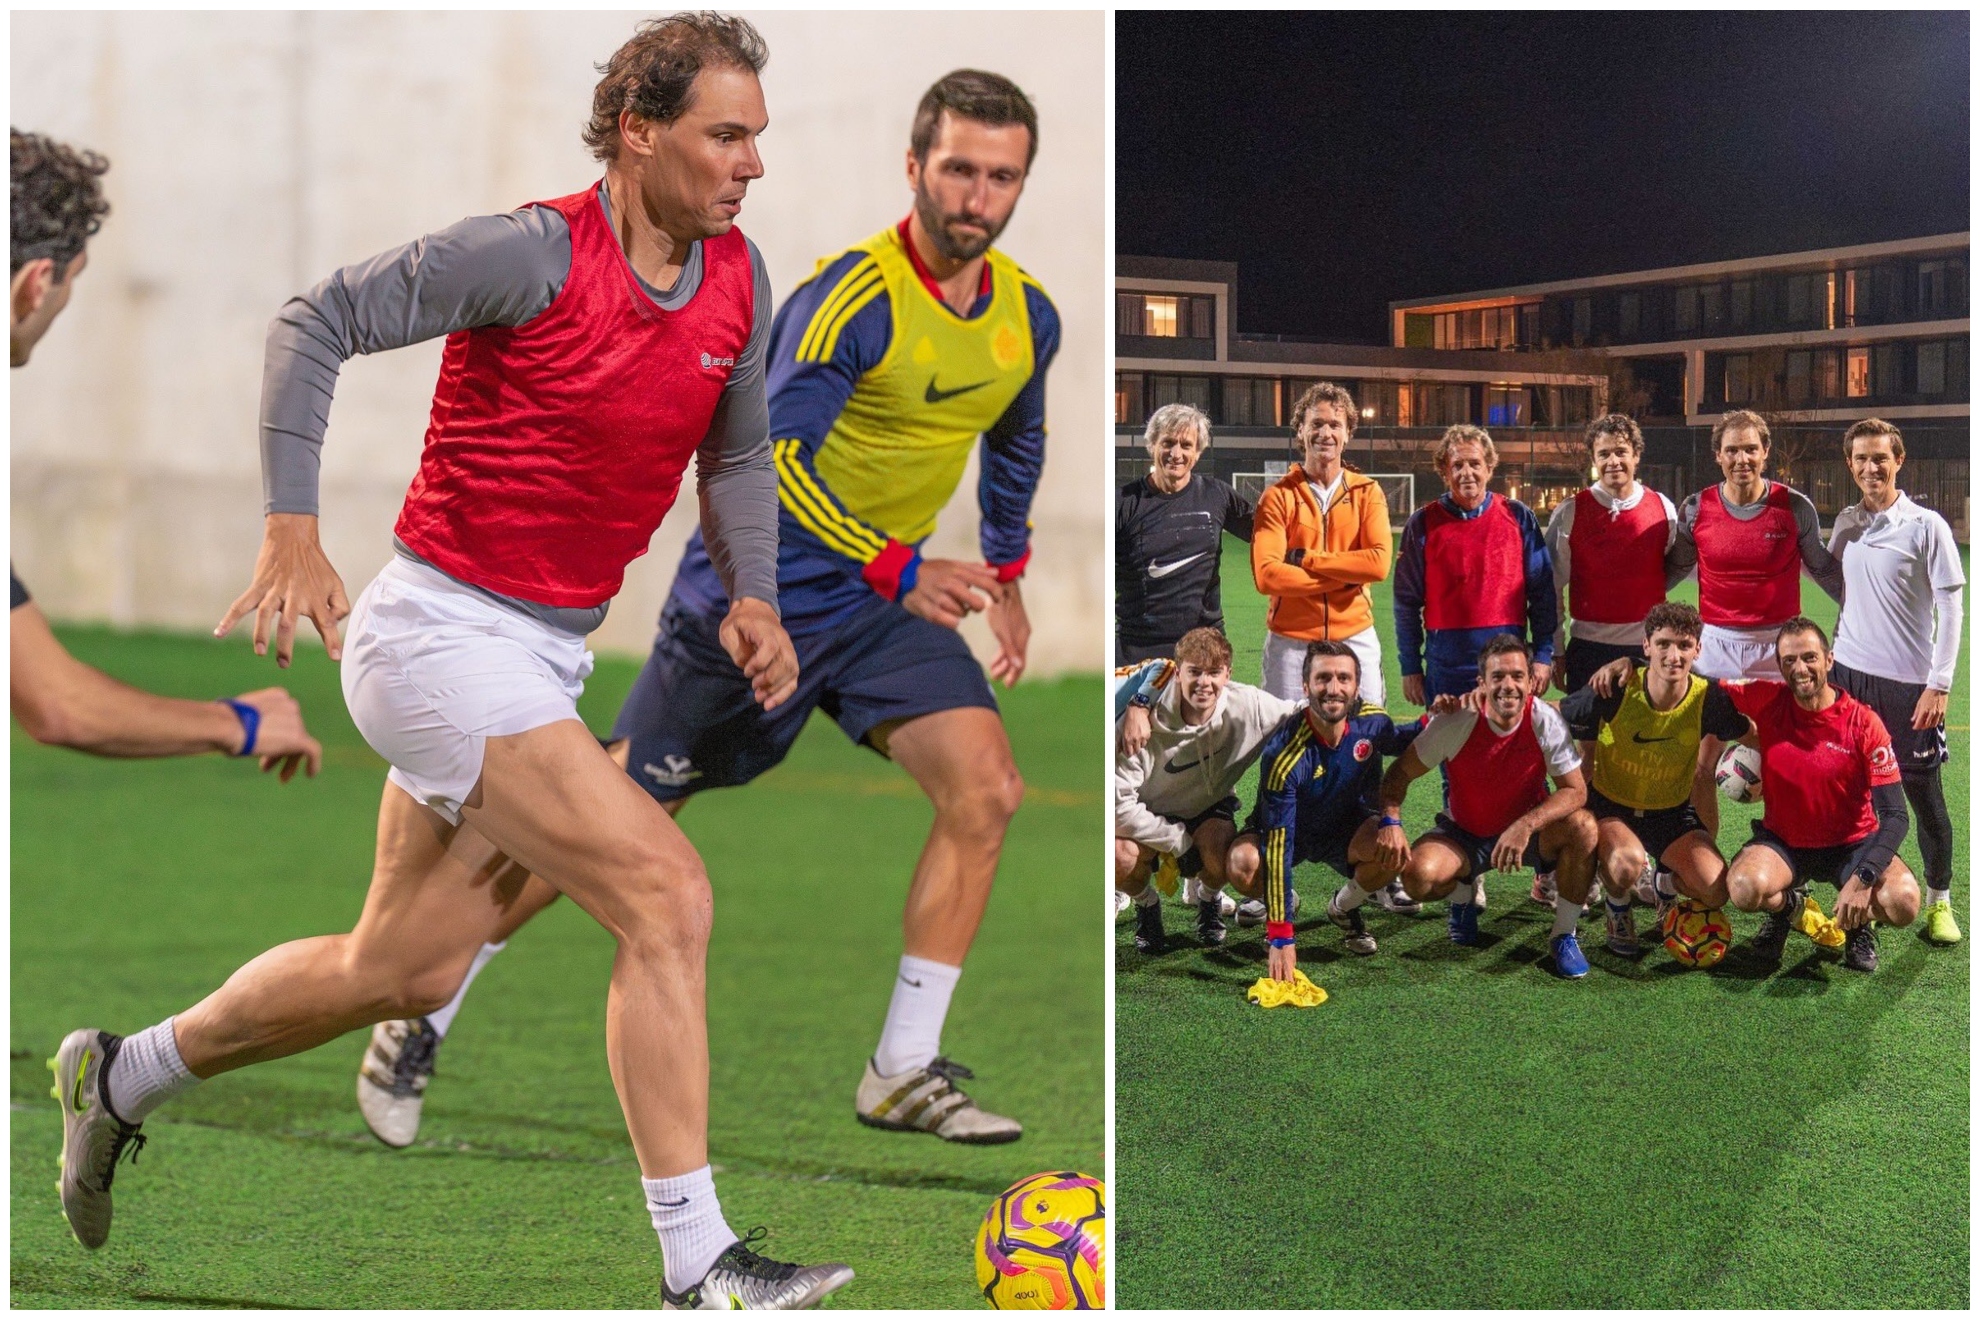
[1632,864,1662,908]
[357,1018,442,1148]
[660,1228,855,1309]
[1370,879,1420,915]
[855,1056,1020,1144]
[1475,876,1489,912]
[49,1029,146,1250]
[1113,888,1131,917]
[1234,890,1297,927]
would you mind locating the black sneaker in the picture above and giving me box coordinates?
[1327,900,1377,956]
[1750,889,1805,964]
[1132,899,1166,954]
[1843,922,1879,973]
[1196,897,1228,946]
[660,1227,854,1310]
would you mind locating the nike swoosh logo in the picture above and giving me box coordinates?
[74,1047,91,1113]
[1148,552,1207,579]
[1164,757,1204,772]
[656,1196,690,1208]
[899,976,923,988]
[925,377,992,404]
[1630,733,1675,744]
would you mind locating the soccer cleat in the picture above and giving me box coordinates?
[1131,899,1166,955]
[357,1017,442,1148]
[1923,899,1962,945]
[1633,864,1662,908]
[1371,879,1421,915]
[856,1056,1021,1144]
[1195,897,1228,946]
[1550,932,1590,979]
[49,1028,146,1250]
[1603,902,1641,958]
[1327,897,1377,956]
[660,1227,855,1310]
[1530,871,1557,907]
[1235,891,1298,928]
[1446,899,1481,946]
[1842,922,1879,973]
[1749,889,1805,964]
[1795,896,1846,949]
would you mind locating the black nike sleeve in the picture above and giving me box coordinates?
[1224,480,1256,543]
[1700,682,1752,741]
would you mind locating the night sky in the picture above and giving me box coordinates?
[1118,11,1970,344]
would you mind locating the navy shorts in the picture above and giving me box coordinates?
[1239,805,1371,880]
[613,593,996,802]
[1587,787,1709,865]
[1742,822,1874,890]
[1830,660,1949,775]
[1424,812,1550,878]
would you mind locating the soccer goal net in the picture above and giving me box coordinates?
[1233,470,1416,517]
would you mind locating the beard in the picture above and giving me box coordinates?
[913,180,1007,262]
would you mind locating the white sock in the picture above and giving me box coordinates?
[644,1166,739,1293]
[1333,880,1374,914]
[873,955,962,1077]
[1552,895,1583,939]
[106,1018,201,1123]
[1132,885,1160,908]
[426,941,505,1038]
[1450,880,1477,907]
[1928,887,1950,907]
[1182,876,1202,903]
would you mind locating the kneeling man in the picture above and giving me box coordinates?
[1377,635,1598,977]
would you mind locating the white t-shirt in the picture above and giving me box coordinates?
[1413,700,1582,779]
[1829,493,1965,690]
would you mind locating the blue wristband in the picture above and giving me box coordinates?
[222,699,259,757]
[1268,936,1296,948]
[1380,815,1402,829]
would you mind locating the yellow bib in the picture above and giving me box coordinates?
[1592,670,1708,811]
[804,226,1037,544]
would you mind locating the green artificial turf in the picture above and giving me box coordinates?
[1115,539,1970,1308]
[11,627,1103,1309]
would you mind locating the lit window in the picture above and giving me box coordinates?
[1846,347,1870,397]
[1143,295,1179,337]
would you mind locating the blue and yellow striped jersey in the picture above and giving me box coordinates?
[674,221,1060,631]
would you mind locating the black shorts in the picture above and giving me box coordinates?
[1742,822,1872,889]
[1562,637,1643,694]
[1162,794,1241,838]
[1830,660,1949,774]
[1587,787,1709,865]
[1424,812,1549,879]
[1237,805,1372,880]
[613,593,996,802]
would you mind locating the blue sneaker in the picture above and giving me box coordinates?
[1551,931,1590,979]
[1446,900,1481,946]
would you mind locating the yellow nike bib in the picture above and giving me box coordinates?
[809,226,1036,544]
[1592,670,1708,811]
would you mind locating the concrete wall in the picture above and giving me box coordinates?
[10,10,1105,672]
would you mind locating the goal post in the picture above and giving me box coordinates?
[1232,470,1417,516]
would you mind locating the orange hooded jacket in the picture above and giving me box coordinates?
[1250,466,1393,641]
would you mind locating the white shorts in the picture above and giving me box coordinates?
[342,556,594,824]
[1695,623,1782,683]
[1261,626,1385,710]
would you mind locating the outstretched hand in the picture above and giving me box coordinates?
[216,514,350,668]
[719,597,800,712]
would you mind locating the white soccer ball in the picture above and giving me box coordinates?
[1715,744,1764,803]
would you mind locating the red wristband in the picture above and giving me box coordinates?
[1266,921,1295,942]
[860,540,917,602]
[991,546,1031,583]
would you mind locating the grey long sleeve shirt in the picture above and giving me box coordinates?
[260,182,778,632]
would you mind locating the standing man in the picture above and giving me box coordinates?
[12,131,323,776]
[1544,413,1679,693]
[1666,409,1843,834]
[362,70,1060,1151]
[1394,424,1557,705]
[1826,418,1964,946]
[1720,618,1919,973]
[1115,628,1302,952]
[1117,402,1254,663]
[1378,636,1598,978]
[49,18,854,1307]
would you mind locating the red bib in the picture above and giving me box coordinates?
[1446,698,1549,838]
[1567,489,1668,625]
[395,185,754,608]
[1422,497,1526,632]
[1693,483,1802,628]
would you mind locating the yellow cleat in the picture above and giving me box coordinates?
[1797,896,1846,949]
[1153,851,1181,898]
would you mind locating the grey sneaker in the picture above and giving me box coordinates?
[1327,897,1377,956]
[357,1018,441,1148]
[661,1227,855,1309]
[49,1028,146,1250]
[1235,890,1298,927]
[855,1056,1021,1144]
[1371,879,1420,915]
[1843,922,1879,973]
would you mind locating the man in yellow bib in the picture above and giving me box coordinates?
[1558,603,1754,956]
[355,70,1058,1149]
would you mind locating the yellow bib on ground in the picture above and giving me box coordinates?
[1246,969,1328,1009]
[1592,670,1708,811]
[800,226,1037,544]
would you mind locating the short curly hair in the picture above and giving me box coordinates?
[1585,412,1643,456]
[582,13,768,164]
[1290,381,1358,437]
[1433,423,1497,473]
[11,129,110,276]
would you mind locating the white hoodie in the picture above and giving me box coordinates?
[1115,678,1303,855]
